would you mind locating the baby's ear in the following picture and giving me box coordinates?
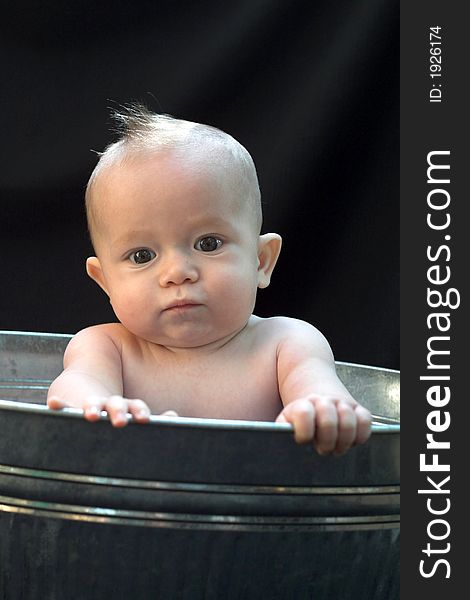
[257,233,282,289]
[86,257,109,296]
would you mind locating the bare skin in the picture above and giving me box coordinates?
[48,316,370,454]
[48,149,372,455]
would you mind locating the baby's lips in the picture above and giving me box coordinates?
[163,297,203,310]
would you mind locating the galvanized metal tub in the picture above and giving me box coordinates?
[0,331,399,600]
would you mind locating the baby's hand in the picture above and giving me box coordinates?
[48,395,178,428]
[275,395,372,455]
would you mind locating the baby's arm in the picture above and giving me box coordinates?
[47,327,153,427]
[275,320,372,454]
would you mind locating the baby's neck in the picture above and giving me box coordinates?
[153,319,253,358]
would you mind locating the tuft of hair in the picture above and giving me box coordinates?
[108,102,197,146]
[85,103,262,246]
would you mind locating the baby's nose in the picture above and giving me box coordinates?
[159,252,198,287]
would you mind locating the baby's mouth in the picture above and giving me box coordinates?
[163,300,202,312]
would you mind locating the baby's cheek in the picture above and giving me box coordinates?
[111,292,146,326]
[212,271,257,317]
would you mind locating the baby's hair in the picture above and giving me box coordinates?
[85,103,262,246]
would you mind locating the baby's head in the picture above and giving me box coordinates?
[86,104,262,246]
[85,104,281,348]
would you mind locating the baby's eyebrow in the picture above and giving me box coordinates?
[174,216,240,238]
[108,216,240,251]
[110,230,154,247]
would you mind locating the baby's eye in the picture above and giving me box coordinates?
[128,248,156,264]
[195,236,223,252]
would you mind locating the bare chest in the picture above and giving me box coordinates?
[120,346,282,421]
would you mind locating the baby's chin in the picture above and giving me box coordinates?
[134,322,250,352]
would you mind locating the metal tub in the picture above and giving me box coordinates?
[0,331,400,600]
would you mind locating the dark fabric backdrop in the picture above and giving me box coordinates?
[1,0,398,369]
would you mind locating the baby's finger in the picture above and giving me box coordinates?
[282,400,315,444]
[314,399,338,455]
[159,410,179,417]
[47,396,67,410]
[355,406,373,445]
[334,402,357,455]
[83,396,106,422]
[128,399,151,423]
[104,395,129,428]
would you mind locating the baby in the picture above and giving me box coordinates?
[47,104,372,455]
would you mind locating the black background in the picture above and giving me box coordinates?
[1,0,399,370]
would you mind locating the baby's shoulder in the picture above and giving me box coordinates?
[65,323,135,356]
[250,317,334,370]
[250,315,332,358]
[250,315,324,341]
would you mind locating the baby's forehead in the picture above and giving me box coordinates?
[89,149,255,220]
[87,139,262,244]
[94,149,243,204]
